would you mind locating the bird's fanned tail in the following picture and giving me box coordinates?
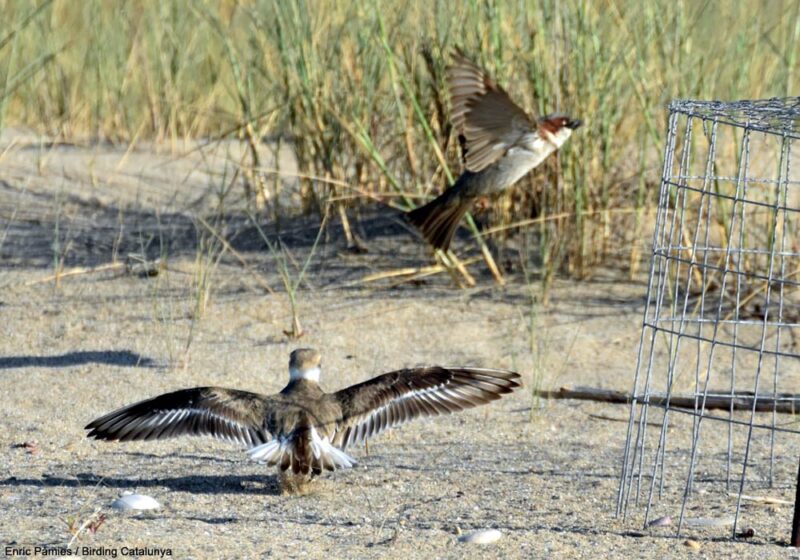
[248,428,356,475]
[406,190,472,251]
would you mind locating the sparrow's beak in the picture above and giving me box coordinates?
[566,118,583,130]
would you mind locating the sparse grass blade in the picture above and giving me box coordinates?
[248,204,330,339]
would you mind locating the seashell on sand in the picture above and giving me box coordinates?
[648,515,672,527]
[111,493,160,511]
[458,529,502,544]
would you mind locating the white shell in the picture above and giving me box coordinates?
[111,493,160,511]
[648,515,672,527]
[458,529,502,544]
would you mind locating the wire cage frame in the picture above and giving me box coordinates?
[617,97,800,540]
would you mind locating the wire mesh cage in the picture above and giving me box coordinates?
[617,97,800,539]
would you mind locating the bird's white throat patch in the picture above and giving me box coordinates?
[289,366,321,382]
[545,127,573,148]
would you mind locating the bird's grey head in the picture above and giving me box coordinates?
[289,348,322,382]
[538,113,582,147]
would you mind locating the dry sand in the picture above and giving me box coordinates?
[1,133,799,558]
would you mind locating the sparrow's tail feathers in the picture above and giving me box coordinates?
[406,192,472,251]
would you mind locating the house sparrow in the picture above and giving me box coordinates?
[407,50,581,250]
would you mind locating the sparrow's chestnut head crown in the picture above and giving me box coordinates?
[540,112,582,132]
[538,112,582,147]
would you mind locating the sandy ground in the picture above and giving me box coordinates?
[2,133,800,559]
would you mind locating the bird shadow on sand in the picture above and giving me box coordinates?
[0,472,281,496]
[0,350,157,370]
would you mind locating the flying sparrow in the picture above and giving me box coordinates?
[407,50,582,250]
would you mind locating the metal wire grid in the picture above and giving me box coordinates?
[673,97,800,141]
[617,97,800,537]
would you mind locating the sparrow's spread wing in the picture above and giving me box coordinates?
[85,387,274,446]
[448,50,535,172]
[332,367,521,449]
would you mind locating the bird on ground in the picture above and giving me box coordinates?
[406,49,582,250]
[85,348,521,493]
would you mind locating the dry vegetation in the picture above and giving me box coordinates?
[1,0,798,283]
